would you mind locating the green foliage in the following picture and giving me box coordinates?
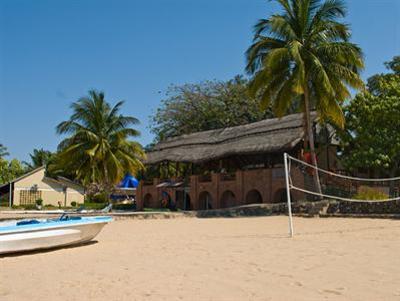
[46,153,80,181]
[150,76,272,142]
[71,201,77,207]
[22,204,37,210]
[54,90,145,192]
[0,158,26,185]
[246,0,364,158]
[35,198,43,206]
[339,56,400,175]
[24,148,54,170]
[82,202,108,210]
[0,144,25,186]
[0,143,9,159]
[85,192,109,204]
[384,55,400,74]
[353,186,388,201]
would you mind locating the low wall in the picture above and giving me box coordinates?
[193,200,400,219]
[326,200,400,215]
[193,201,328,218]
[2,200,400,221]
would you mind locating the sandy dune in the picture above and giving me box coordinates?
[1,216,400,300]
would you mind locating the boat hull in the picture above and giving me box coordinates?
[0,216,111,254]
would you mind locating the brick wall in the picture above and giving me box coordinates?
[137,167,304,211]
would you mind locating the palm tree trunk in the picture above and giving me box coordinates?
[103,163,111,203]
[303,85,322,199]
[302,110,308,149]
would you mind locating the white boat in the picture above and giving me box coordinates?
[0,215,112,254]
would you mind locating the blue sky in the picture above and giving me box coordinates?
[1,0,399,161]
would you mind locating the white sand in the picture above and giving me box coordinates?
[1,216,400,300]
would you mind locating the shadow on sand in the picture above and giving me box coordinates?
[0,240,98,258]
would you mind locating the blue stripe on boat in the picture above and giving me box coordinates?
[0,216,112,233]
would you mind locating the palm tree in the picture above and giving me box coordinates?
[55,90,145,196]
[0,144,9,159]
[246,0,364,174]
[24,148,53,170]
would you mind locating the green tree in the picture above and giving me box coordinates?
[0,143,9,159]
[339,56,400,177]
[246,0,364,172]
[55,90,145,196]
[0,158,25,185]
[150,76,272,142]
[24,148,53,170]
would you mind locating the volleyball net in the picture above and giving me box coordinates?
[284,153,400,237]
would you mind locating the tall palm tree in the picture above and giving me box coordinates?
[55,90,145,195]
[0,143,9,159]
[246,0,364,172]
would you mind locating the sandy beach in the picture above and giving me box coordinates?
[1,216,400,300]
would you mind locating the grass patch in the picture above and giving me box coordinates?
[82,202,108,210]
[353,186,389,200]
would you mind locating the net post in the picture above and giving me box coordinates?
[284,153,294,237]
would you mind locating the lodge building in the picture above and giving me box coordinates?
[0,166,85,207]
[136,113,338,211]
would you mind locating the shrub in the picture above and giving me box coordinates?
[353,186,389,201]
[85,193,109,204]
[71,201,77,207]
[24,204,37,210]
[35,198,43,206]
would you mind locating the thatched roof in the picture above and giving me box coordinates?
[146,112,316,164]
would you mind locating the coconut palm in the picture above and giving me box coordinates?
[24,148,53,170]
[55,90,145,195]
[246,0,364,171]
[0,144,9,159]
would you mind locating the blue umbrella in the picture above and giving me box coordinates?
[118,173,139,188]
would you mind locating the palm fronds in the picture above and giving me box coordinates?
[55,90,145,190]
[246,0,364,126]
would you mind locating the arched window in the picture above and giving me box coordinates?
[245,189,263,204]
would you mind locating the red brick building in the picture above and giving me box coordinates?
[137,113,338,210]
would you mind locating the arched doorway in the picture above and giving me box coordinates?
[245,189,263,204]
[143,193,154,208]
[176,191,191,210]
[198,191,213,210]
[220,190,236,208]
